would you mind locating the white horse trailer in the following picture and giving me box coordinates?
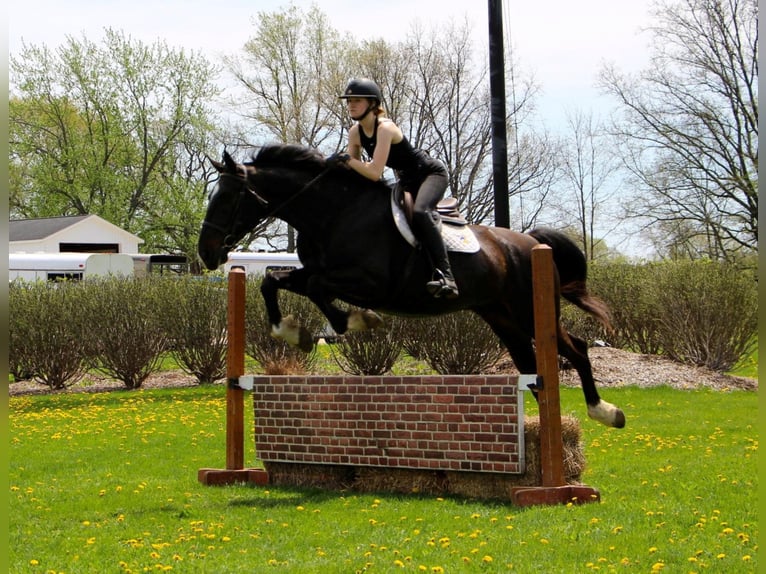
[127,254,189,277]
[9,253,135,282]
[223,252,302,276]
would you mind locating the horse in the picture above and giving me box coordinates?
[198,144,625,428]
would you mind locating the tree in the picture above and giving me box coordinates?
[223,4,352,250]
[9,29,223,264]
[599,0,757,261]
[556,110,621,260]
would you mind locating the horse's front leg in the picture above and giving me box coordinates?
[260,268,381,352]
[260,268,316,352]
[304,272,384,336]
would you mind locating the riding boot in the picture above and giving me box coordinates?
[414,211,459,299]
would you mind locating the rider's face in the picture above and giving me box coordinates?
[346,97,372,120]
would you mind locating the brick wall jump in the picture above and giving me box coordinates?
[252,374,525,474]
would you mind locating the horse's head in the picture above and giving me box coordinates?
[197,150,267,270]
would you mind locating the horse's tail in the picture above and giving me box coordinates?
[528,227,613,332]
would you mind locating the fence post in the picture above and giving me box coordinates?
[511,245,600,506]
[198,268,268,486]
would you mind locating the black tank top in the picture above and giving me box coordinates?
[358,118,443,188]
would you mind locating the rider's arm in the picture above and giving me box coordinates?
[346,121,398,182]
[346,125,363,161]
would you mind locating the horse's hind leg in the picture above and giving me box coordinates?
[475,310,539,395]
[558,326,625,428]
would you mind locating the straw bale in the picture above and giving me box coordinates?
[262,415,587,501]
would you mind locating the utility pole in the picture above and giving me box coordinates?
[488,0,510,228]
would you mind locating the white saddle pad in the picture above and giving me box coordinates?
[391,193,480,253]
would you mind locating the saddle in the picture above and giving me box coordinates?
[395,186,469,226]
[391,186,480,253]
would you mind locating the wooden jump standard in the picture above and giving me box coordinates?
[198,245,600,507]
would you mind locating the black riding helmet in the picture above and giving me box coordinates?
[338,78,382,102]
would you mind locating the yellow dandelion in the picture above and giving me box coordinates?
[650,562,664,571]
[29,560,39,566]
[717,553,726,559]
[296,506,305,511]
[482,555,493,563]
[649,546,658,553]
[431,567,445,573]
[393,559,405,567]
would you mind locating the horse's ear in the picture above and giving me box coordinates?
[207,154,225,173]
[222,150,238,172]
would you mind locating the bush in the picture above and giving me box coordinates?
[403,311,506,374]
[652,260,757,371]
[329,314,405,375]
[83,277,169,389]
[9,280,93,389]
[586,262,664,354]
[157,277,228,384]
[243,277,325,374]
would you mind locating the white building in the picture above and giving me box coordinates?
[9,215,143,254]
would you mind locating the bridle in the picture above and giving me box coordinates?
[202,161,335,250]
[201,170,254,250]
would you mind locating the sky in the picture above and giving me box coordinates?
[8,0,655,133]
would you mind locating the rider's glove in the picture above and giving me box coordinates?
[326,152,351,168]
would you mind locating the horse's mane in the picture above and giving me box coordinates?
[250,144,326,172]
[250,143,392,192]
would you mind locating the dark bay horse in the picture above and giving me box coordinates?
[198,145,625,428]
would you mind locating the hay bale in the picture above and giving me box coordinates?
[261,415,587,501]
[522,415,586,486]
[264,462,355,490]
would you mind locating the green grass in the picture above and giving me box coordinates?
[9,385,757,573]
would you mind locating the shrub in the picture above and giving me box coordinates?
[586,262,664,353]
[157,277,228,384]
[9,280,93,389]
[83,277,169,389]
[329,314,405,375]
[652,260,757,371]
[403,311,506,374]
[243,277,324,374]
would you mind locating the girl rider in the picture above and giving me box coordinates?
[330,78,459,299]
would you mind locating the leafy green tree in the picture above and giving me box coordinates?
[9,29,223,263]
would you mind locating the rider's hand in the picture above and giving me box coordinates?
[326,152,351,168]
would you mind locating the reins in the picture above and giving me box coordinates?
[204,162,334,249]
[237,163,334,222]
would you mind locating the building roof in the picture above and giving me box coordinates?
[10,215,93,242]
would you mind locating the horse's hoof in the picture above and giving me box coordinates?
[588,401,626,428]
[271,315,301,346]
[297,327,314,353]
[348,309,383,331]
